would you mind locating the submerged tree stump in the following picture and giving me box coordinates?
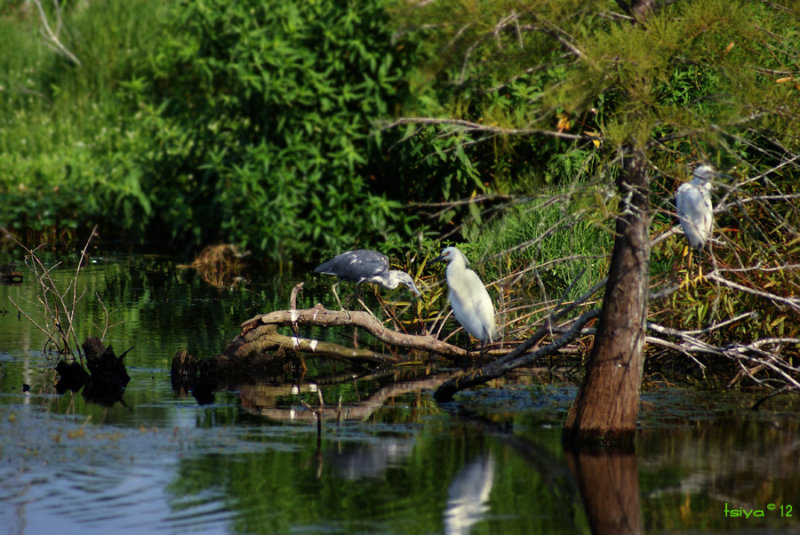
[54,359,90,393]
[82,336,131,388]
[54,336,131,406]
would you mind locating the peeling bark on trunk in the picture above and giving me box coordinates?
[563,150,650,444]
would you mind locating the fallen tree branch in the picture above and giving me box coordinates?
[647,319,800,390]
[231,304,476,363]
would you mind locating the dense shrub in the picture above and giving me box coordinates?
[119,0,425,261]
[0,0,432,261]
[0,1,170,249]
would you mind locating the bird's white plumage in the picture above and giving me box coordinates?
[435,247,497,344]
[675,165,714,250]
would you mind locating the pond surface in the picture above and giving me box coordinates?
[0,256,798,534]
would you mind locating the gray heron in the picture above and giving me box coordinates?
[433,246,497,349]
[675,164,715,251]
[314,249,420,310]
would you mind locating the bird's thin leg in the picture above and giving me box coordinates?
[697,250,704,281]
[331,281,352,320]
[352,284,365,346]
[355,284,380,321]
[331,282,344,311]
[690,248,706,284]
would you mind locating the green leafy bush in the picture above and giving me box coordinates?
[0,0,432,261]
[120,0,424,261]
[0,1,170,247]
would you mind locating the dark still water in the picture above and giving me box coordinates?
[0,256,798,534]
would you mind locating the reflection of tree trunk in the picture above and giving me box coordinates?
[564,448,642,535]
[564,150,649,442]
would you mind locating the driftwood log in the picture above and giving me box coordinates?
[172,292,599,394]
[231,303,479,364]
[170,301,487,393]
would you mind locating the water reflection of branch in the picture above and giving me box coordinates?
[239,373,457,423]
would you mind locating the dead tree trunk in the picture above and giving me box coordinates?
[563,149,650,444]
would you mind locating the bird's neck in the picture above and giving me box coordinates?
[375,270,399,289]
[447,256,467,276]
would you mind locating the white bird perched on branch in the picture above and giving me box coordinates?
[675,164,716,251]
[314,249,420,310]
[434,246,497,349]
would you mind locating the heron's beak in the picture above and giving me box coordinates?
[432,254,445,264]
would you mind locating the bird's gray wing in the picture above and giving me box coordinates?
[314,250,388,282]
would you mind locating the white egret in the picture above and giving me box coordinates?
[314,249,420,310]
[675,165,715,251]
[434,246,497,348]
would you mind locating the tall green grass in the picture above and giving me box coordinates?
[472,186,613,304]
[0,1,171,245]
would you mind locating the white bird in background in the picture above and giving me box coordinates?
[434,247,497,349]
[675,164,715,251]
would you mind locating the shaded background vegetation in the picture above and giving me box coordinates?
[1,0,798,383]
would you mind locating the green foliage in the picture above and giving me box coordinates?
[480,192,612,299]
[0,1,171,245]
[2,0,799,380]
[0,0,429,262]
[116,0,424,261]
[389,0,800,379]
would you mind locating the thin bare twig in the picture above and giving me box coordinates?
[31,0,81,66]
[381,116,587,140]
[706,270,800,314]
